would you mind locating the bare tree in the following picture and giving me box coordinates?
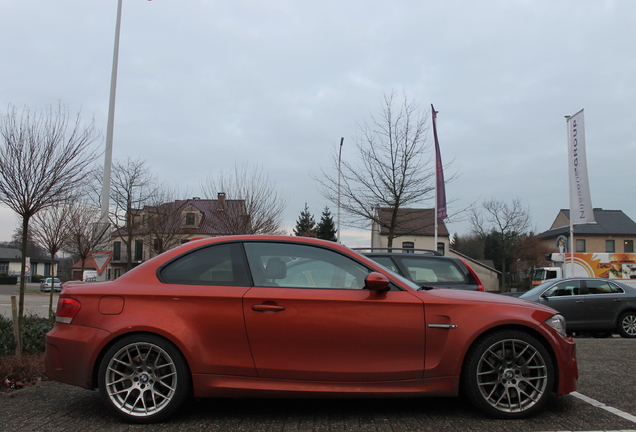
[316,91,449,247]
[514,233,552,287]
[0,103,100,353]
[108,157,160,272]
[141,185,188,257]
[201,163,287,235]
[31,200,72,320]
[65,202,108,279]
[469,198,532,291]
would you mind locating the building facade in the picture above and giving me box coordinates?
[105,194,247,280]
[537,209,636,254]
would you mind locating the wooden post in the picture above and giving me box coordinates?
[11,296,21,357]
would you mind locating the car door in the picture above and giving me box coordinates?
[538,280,586,330]
[582,279,625,328]
[242,241,426,382]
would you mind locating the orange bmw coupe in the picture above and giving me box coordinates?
[45,236,577,423]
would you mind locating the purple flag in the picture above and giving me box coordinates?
[432,104,447,221]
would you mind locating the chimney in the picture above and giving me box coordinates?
[218,192,226,210]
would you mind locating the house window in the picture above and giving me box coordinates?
[134,240,143,261]
[437,242,445,255]
[625,240,634,253]
[153,238,161,252]
[576,239,586,252]
[185,212,195,225]
[606,239,615,253]
[0,262,8,274]
[113,242,121,261]
[402,242,414,253]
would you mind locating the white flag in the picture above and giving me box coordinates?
[567,109,595,225]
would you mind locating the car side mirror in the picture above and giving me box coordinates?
[365,272,390,291]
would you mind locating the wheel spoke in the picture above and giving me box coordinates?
[104,342,177,418]
[476,337,549,413]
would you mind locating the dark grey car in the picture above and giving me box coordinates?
[519,277,636,338]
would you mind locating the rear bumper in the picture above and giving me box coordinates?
[45,324,112,389]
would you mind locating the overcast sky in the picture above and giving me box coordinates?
[1,0,634,247]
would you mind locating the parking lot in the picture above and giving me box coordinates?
[0,322,635,431]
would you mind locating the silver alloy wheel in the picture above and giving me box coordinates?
[104,342,177,418]
[476,338,549,413]
[621,314,636,337]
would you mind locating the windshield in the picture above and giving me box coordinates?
[531,269,546,281]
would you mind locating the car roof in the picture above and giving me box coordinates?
[354,247,443,256]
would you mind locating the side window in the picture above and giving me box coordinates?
[543,280,581,297]
[159,243,249,286]
[586,280,623,295]
[367,256,399,273]
[244,242,370,290]
[398,257,465,284]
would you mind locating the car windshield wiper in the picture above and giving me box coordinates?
[418,285,436,291]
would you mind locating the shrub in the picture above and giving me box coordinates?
[0,275,17,285]
[0,314,54,356]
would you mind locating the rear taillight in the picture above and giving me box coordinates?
[56,298,81,323]
[459,258,484,292]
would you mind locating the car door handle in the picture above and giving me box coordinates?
[613,299,622,302]
[252,304,286,312]
[576,300,584,303]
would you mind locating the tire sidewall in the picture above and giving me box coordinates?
[97,333,192,424]
[461,329,555,419]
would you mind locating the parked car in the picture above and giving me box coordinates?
[39,277,62,292]
[356,248,484,291]
[519,277,636,338]
[45,236,577,423]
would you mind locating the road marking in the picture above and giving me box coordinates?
[571,391,636,425]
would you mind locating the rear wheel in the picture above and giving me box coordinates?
[462,330,554,418]
[617,311,636,338]
[98,334,191,424]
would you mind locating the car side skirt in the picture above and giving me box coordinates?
[191,374,459,398]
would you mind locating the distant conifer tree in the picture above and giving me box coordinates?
[293,203,316,237]
[316,206,337,242]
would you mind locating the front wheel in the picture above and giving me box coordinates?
[617,311,636,338]
[462,330,554,419]
[98,334,191,424]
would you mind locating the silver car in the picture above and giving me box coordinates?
[40,277,62,292]
[520,277,636,338]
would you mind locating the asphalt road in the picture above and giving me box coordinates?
[0,283,58,318]
[1,335,635,431]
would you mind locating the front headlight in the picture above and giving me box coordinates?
[545,314,567,337]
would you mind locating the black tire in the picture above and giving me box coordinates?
[461,330,554,419]
[617,311,636,338]
[98,334,191,424]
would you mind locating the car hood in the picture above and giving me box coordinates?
[413,288,558,315]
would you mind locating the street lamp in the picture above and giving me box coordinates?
[337,137,343,243]
[99,0,123,232]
